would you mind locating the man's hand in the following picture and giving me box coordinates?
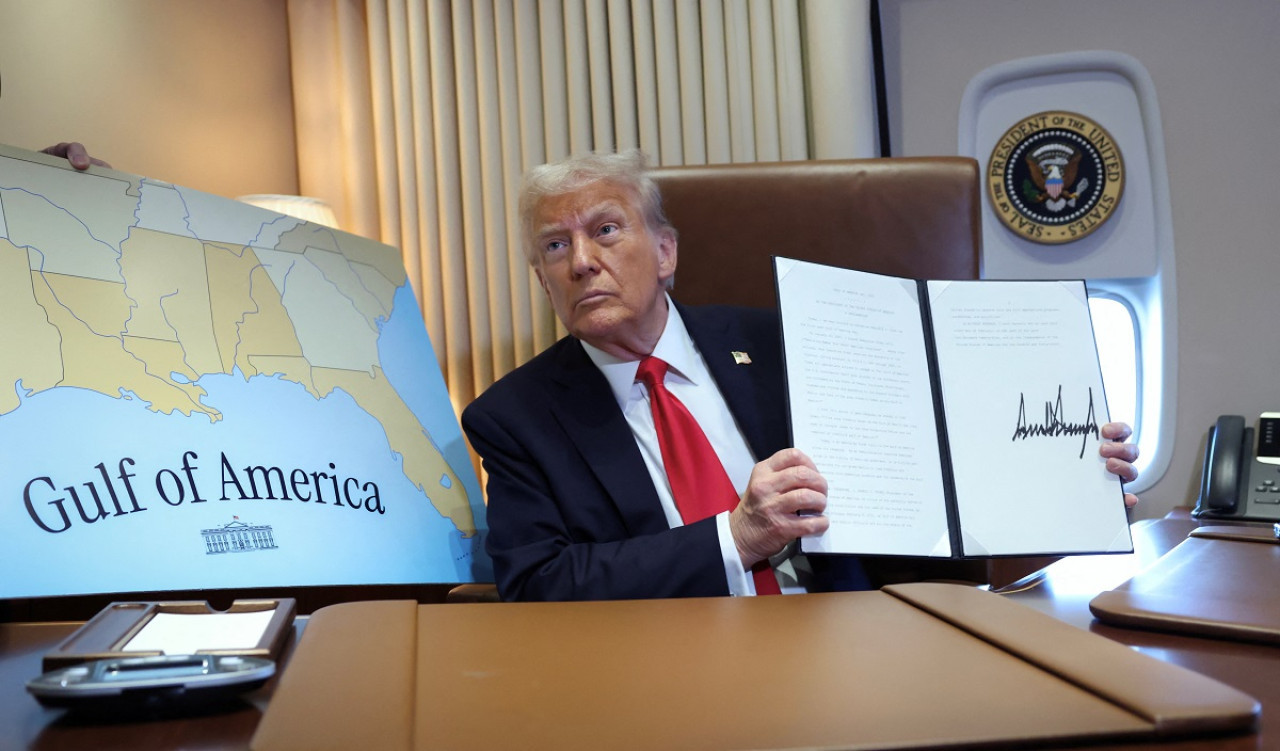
[1100,421,1140,508]
[40,142,111,171]
[730,448,830,568]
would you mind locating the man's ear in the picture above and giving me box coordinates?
[656,229,678,284]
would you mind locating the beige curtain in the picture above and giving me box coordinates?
[285,0,875,418]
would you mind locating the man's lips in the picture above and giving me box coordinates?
[575,289,614,307]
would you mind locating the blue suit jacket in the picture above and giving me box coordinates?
[461,303,866,601]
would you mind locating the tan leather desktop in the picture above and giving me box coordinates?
[252,583,1257,751]
[1091,525,1280,643]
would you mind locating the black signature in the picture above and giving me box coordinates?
[1011,385,1099,458]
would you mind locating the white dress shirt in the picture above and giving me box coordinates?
[582,297,802,595]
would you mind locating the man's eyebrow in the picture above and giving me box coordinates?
[534,202,627,239]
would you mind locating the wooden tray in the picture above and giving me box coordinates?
[42,598,295,671]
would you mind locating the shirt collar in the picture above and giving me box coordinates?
[582,294,704,407]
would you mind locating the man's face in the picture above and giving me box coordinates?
[530,180,677,358]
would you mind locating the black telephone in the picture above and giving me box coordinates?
[1193,413,1280,520]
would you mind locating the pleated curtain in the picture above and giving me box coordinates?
[285,0,875,426]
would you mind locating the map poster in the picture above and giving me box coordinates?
[0,145,491,598]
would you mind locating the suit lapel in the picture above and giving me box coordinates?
[679,303,789,461]
[543,338,671,537]
[538,306,788,536]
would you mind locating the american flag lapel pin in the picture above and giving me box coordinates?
[731,351,752,365]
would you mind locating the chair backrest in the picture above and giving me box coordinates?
[649,156,981,308]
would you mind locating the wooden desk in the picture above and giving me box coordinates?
[3,519,1275,750]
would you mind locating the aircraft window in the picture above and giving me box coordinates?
[1087,289,1163,493]
[1089,294,1138,433]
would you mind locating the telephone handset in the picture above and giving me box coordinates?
[1193,413,1280,520]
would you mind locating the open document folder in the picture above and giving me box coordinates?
[775,256,1132,558]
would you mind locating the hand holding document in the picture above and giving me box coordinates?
[775,257,1132,558]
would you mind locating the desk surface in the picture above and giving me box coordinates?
[1006,517,1280,750]
[3,517,1276,751]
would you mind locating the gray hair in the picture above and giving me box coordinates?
[517,150,675,266]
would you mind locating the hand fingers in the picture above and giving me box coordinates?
[747,467,825,512]
[749,455,826,499]
[757,490,830,543]
[776,485,827,516]
[1099,440,1138,463]
[64,142,93,171]
[788,512,829,537]
[65,143,87,164]
[730,485,828,565]
[1106,457,1139,483]
[40,141,97,171]
[762,447,818,472]
[1101,422,1132,441]
[1123,492,1139,509]
[742,477,827,521]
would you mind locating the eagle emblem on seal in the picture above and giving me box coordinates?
[1024,143,1087,213]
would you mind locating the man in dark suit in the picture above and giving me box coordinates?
[462,151,1140,602]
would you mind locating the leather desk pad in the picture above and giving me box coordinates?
[253,583,1257,750]
[1091,526,1280,645]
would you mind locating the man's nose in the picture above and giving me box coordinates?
[569,237,601,275]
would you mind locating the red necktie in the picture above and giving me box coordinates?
[636,356,781,595]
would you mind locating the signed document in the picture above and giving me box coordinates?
[776,257,1132,558]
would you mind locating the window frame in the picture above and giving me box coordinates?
[1085,276,1174,495]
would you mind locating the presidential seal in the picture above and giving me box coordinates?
[986,111,1124,244]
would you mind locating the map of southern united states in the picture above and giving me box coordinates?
[0,149,474,536]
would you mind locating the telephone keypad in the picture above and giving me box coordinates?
[1248,466,1280,512]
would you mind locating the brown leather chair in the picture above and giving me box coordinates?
[650,156,982,308]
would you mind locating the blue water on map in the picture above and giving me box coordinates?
[0,281,490,597]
